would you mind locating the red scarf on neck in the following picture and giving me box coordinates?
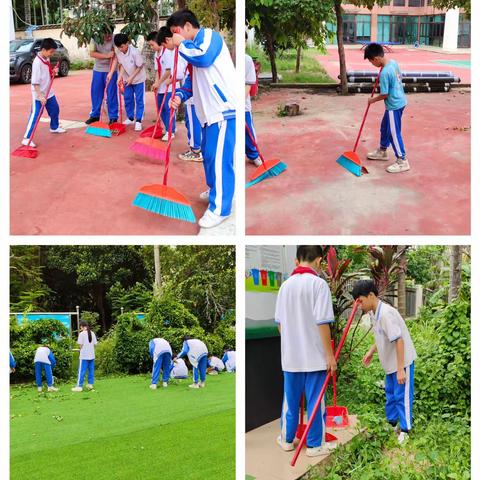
[291,266,318,276]
[37,54,53,77]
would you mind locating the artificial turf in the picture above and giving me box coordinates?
[10,373,235,480]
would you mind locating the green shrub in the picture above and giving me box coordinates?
[79,311,101,335]
[69,59,94,70]
[146,296,200,329]
[95,334,119,375]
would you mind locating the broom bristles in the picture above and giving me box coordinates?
[86,122,112,138]
[130,138,168,162]
[246,160,287,188]
[12,145,38,159]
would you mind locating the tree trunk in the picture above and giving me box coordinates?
[265,32,278,83]
[295,45,301,73]
[93,284,107,333]
[334,0,348,95]
[448,246,462,302]
[153,245,162,298]
[33,0,37,26]
[397,246,407,317]
[24,0,31,25]
[177,0,186,8]
[44,0,49,25]
[39,0,44,26]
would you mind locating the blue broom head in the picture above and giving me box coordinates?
[336,154,362,177]
[133,191,196,223]
[246,160,287,188]
[85,126,112,138]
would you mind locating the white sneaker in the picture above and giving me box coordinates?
[124,118,134,125]
[386,158,410,173]
[37,387,43,392]
[71,386,83,392]
[397,431,409,445]
[306,445,334,457]
[276,435,294,452]
[208,370,219,375]
[367,148,389,161]
[199,190,210,201]
[134,122,142,132]
[163,382,168,388]
[22,138,36,147]
[249,157,262,167]
[47,386,59,392]
[162,132,175,142]
[179,149,203,162]
[50,127,66,133]
[189,383,200,389]
[198,209,229,229]
[86,384,94,390]
[199,382,205,388]
[150,384,157,390]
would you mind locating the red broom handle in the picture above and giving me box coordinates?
[151,84,169,139]
[352,67,382,153]
[100,56,114,123]
[162,47,179,186]
[331,339,337,407]
[245,121,268,172]
[118,82,124,124]
[291,300,360,467]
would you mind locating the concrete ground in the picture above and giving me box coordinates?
[246,49,470,235]
[10,70,235,236]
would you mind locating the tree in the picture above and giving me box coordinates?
[153,245,162,298]
[433,0,470,15]
[448,245,462,302]
[396,245,407,316]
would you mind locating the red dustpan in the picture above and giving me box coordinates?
[110,82,126,136]
[296,395,337,443]
[326,341,349,428]
[140,89,165,139]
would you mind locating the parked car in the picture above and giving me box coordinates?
[10,38,70,84]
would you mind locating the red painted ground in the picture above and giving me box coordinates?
[319,46,471,84]
[10,70,209,235]
[246,87,470,235]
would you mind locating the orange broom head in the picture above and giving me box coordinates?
[11,145,38,159]
[129,137,168,162]
[140,125,163,139]
[340,151,369,174]
[249,158,286,182]
[109,122,126,136]
[137,184,191,206]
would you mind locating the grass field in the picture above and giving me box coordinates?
[10,374,235,480]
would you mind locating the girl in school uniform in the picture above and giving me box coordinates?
[149,337,173,389]
[72,321,97,392]
[176,336,208,388]
[34,345,58,392]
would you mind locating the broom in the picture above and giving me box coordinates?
[336,68,382,177]
[245,122,287,188]
[109,80,126,136]
[11,62,59,159]
[139,87,167,139]
[132,48,195,223]
[291,300,360,466]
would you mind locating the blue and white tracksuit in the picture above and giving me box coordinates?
[24,97,59,138]
[380,109,406,159]
[176,28,236,217]
[90,70,118,120]
[34,347,56,387]
[77,358,95,387]
[178,339,208,383]
[149,338,173,384]
[245,111,258,161]
[76,330,97,387]
[185,101,202,151]
[385,362,414,432]
[124,84,145,122]
[245,53,259,161]
[280,371,327,448]
[222,350,236,372]
[10,352,16,370]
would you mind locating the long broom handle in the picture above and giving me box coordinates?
[151,85,169,138]
[245,121,268,172]
[352,67,382,153]
[291,300,360,467]
[162,47,179,186]
[99,56,114,123]
[25,62,58,147]
[331,339,337,407]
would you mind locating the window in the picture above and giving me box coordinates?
[458,14,471,48]
[393,0,406,6]
[408,0,423,6]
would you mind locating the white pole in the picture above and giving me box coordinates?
[9,0,15,40]
[442,8,460,51]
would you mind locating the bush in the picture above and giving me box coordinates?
[79,311,101,335]
[95,334,119,375]
[146,296,200,329]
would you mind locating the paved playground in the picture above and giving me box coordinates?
[10,70,235,236]
[246,48,470,235]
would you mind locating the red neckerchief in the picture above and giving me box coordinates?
[37,54,53,77]
[156,46,164,77]
[291,266,318,276]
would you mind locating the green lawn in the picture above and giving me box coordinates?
[11,373,235,480]
[246,46,335,83]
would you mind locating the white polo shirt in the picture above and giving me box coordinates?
[34,346,52,364]
[31,55,54,100]
[156,48,187,94]
[78,330,98,360]
[275,272,334,372]
[370,301,417,375]
[171,358,188,378]
[245,54,256,112]
[209,356,225,371]
[116,45,146,84]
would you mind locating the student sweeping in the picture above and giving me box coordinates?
[207,354,225,374]
[222,348,236,372]
[72,321,98,392]
[22,38,66,147]
[113,33,146,132]
[275,245,337,457]
[176,336,208,388]
[352,279,416,445]
[363,43,409,173]
[245,51,261,167]
[170,356,188,379]
[149,337,173,389]
[85,28,119,126]
[167,9,236,229]
[34,345,58,392]
[10,352,16,374]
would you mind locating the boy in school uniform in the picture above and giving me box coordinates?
[72,321,98,392]
[176,336,208,388]
[275,246,337,457]
[149,337,173,389]
[207,354,225,374]
[113,33,146,132]
[363,43,410,173]
[222,348,236,372]
[85,29,119,125]
[245,50,261,167]
[22,38,66,147]
[352,279,416,445]
[10,352,16,373]
[167,9,236,229]
[170,355,189,379]
[34,345,59,392]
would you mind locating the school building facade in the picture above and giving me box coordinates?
[329,1,470,49]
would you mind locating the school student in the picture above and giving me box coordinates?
[352,279,417,445]
[10,352,16,374]
[176,336,208,388]
[245,51,261,167]
[275,246,337,457]
[23,38,66,147]
[221,348,236,372]
[170,356,188,379]
[34,345,59,392]
[167,9,236,229]
[207,354,225,374]
[363,42,409,173]
[72,321,98,392]
[85,28,119,125]
[149,337,173,389]
[113,33,146,131]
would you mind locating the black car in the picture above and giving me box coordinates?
[10,38,70,84]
